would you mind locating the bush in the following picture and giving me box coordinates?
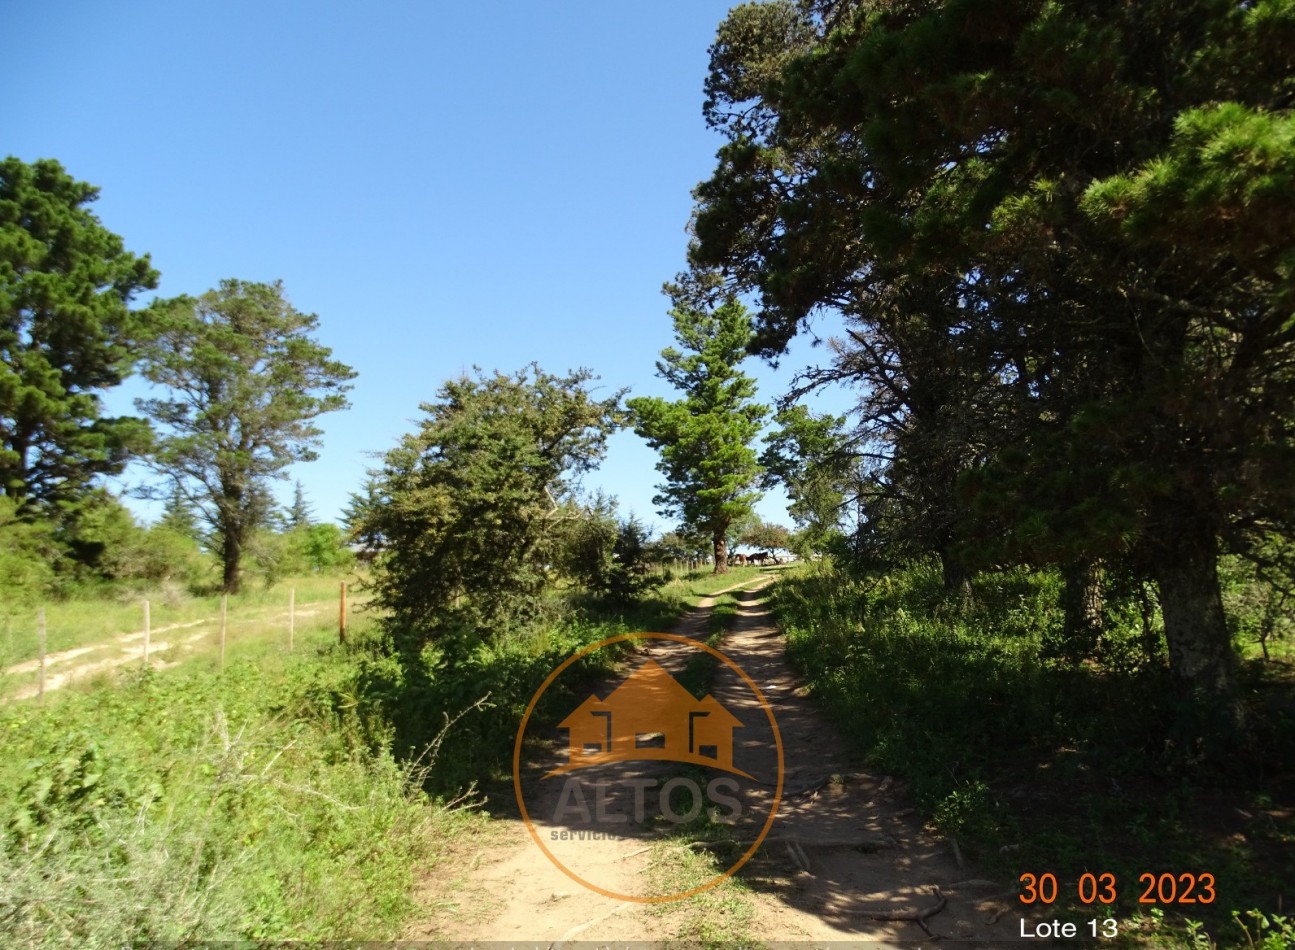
[769,559,1295,942]
[566,513,665,606]
[0,497,58,604]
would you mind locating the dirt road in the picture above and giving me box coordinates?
[405,578,1026,945]
[1,605,322,700]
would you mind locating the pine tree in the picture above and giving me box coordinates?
[628,299,768,573]
[0,157,158,510]
[138,279,355,593]
[287,480,314,530]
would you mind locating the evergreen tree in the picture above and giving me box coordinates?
[686,0,1295,711]
[0,157,157,510]
[157,482,200,541]
[360,365,623,641]
[287,479,314,530]
[628,299,768,573]
[138,280,355,594]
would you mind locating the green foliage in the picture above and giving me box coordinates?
[1233,909,1295,950]
[157,481,201,542]
[654,528,711,566]
[771,561,1294,939]
[297,522,354,572]
[286,478,314,530]
[737,518,791,556]
[559,500,664,605]
[760,405,853,553]
[0,490,213,599]
[0,648,457,944]
[688,0,1295,707]
[368,574,710,796]
[0,156,158,511]
[0,496,58,602]
[1220,548,1295,662]
[628,299,767,572]
[247,523,357,588]
[361,364,624,645]
[55,488,147,584]
[137,279,356,594]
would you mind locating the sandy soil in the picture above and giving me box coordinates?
[2,607,321,700]
[405,577,1030,946]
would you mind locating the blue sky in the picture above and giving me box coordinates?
[5,1,852,534]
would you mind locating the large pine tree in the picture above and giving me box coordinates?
[0,157,158,510]
[629,299,768,573]
[138,280,355,593]
[686,0,1295,708]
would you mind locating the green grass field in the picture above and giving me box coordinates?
[0,573,364,662]
[0,561,770,944]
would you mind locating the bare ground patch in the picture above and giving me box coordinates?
[404,578,1033,944]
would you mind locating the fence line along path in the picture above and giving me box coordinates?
[1,582,360,702]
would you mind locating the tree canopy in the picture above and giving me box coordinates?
[628,298,768,573]
[0,156,158,511]
[137,279,356,593]
[760,404,855,555]
[686,0,1295,708]
[360,365,624,642]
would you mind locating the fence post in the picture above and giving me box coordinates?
[220,594,227,670]
[289,586,295,652]
[37,607,46,702]
[339,581,347,645]
[142,599,151,668]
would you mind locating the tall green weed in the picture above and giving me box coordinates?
[0,647,458,945]
[769,560,1295,944]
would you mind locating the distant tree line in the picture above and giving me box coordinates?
[0,154,799,627]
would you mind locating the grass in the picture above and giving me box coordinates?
[0,573,373,701]
[352,566,767,803]
[0,625,478,945]
[0,572,367,669]
[646,827,761,948]
[0,561,779,944]
[673,565,773,603]
[769,559,1295,948]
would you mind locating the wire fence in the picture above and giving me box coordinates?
[1,581,356,703]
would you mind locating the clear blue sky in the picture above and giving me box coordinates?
[4,1,850,534]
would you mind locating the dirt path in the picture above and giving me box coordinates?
[406,579,1026,945]
[1,606,323,700]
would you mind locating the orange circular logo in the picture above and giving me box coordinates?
[513,632,783,903]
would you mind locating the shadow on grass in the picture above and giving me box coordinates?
[768,564,1295,945]
[348,586,700,808]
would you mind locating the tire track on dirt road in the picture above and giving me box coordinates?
[405,577,1024,945]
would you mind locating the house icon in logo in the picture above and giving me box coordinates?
[546,659,751,779]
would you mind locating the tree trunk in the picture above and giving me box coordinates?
[939,545,971,601]
[1152,529,1233,700]
[1061,560,1104,658]
[222,528,243,595]
[713,533,728,574]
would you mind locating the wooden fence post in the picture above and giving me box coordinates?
[220,594,227,670]
[289,586,295,652]
[142,599,151,668]
[339,581,347,645]
[37,607,46,702]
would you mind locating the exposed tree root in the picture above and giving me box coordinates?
[859,886,948,938]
